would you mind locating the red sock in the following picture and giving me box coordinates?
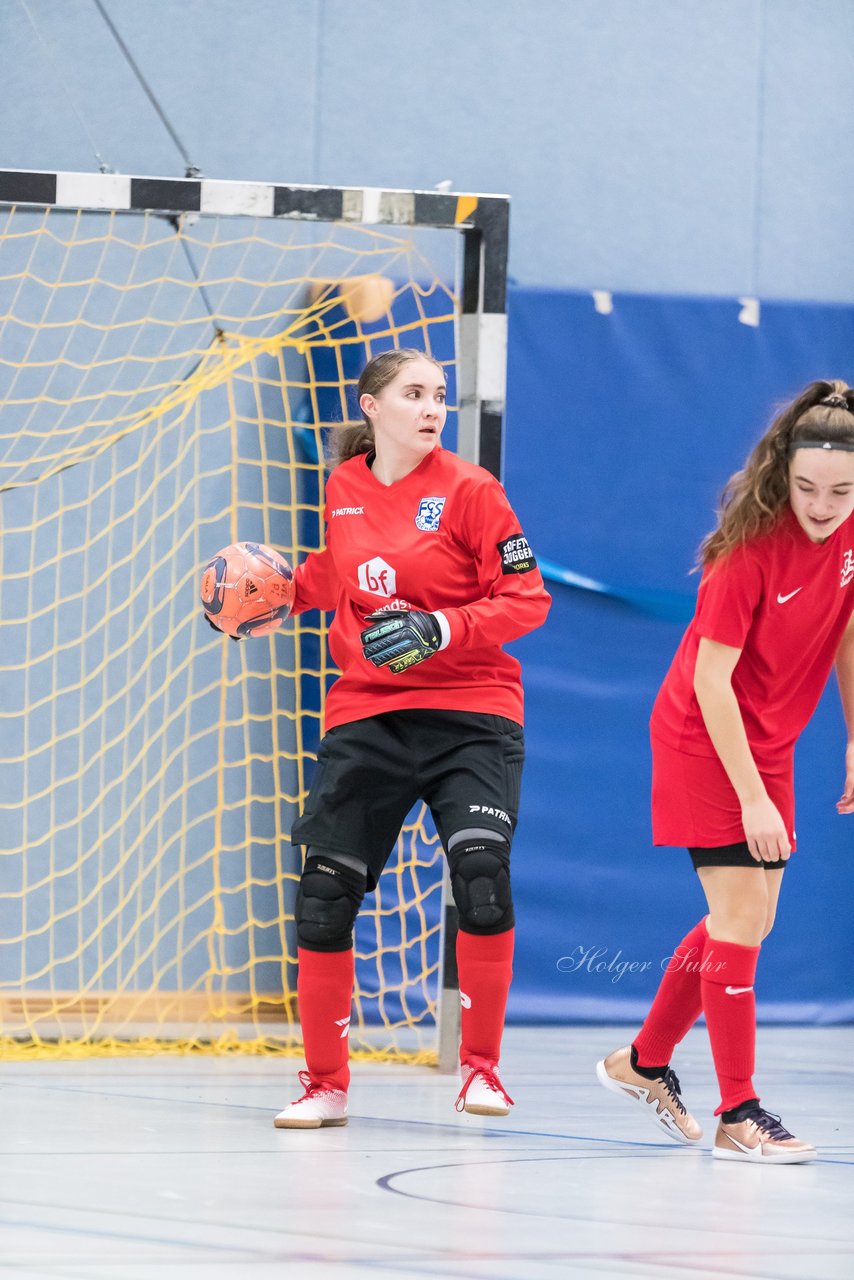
[700,936,760,1114]
[296,946,354,1091]
[457,928,514,1066]
[633,917,708,1067]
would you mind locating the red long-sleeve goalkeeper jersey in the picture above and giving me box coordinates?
[291,446,551,730]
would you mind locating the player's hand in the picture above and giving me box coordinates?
[836,743,854,814]
[204,614,241,642]
[740,796,791,862]
[360,610,443,674]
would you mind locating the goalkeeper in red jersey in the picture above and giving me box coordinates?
[266,348,550,1127]
[597,380,854,1163]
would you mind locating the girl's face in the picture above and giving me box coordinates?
[360,358,447,459]
[788,449,854,542]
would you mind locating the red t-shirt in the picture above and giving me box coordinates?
[291,446,551,730]
[651,507,854,768]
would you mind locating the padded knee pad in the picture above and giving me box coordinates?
[296,854,367,952]
[448,836,514,935]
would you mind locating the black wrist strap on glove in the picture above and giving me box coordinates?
[360,610,443,674]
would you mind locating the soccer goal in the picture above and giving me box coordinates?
[0,168,509,1067]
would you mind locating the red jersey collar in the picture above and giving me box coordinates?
[360,444,442,491]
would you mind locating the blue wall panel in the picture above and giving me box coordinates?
[3,1,854,299]
[504,286,854,1022]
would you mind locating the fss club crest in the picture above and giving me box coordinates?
[415,496,446,532]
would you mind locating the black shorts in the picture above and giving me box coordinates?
[689,841,788,871]
[290,709,525,889]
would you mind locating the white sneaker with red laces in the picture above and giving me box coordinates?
[455,1058,514,1116]
[273,1071,348,1129]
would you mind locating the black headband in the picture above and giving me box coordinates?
[789,440,854,454]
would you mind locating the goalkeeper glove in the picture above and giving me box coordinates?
[360,610,444,674]
[204,614,241,642]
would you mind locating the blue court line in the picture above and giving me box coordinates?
[3,1081,682,1148]
[10,1081,851,1161]
[377,1150,854,1220]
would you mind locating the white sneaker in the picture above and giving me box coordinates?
[273,1071,348,1129]
[455,1058,514,1116]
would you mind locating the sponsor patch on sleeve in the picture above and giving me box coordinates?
[498,533,537,574]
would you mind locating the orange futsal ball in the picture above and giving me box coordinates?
[200,542,295,638]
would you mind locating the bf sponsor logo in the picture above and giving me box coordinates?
[357,556,397,597]
[842,549,854,588]
[415,496,446,532]
[498,532,537,574]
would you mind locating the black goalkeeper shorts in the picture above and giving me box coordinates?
[290,709,525,890]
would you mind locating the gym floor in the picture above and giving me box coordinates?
[1,1025,852,1279]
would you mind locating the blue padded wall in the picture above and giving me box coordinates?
[503,288,854,1023]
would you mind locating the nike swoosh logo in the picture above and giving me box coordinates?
[723,1133,756,1154]
[777,589,802,604]
[725,986,753,995]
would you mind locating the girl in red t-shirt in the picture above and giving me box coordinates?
[597,380,854,1163]
[260,348,550,1128]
